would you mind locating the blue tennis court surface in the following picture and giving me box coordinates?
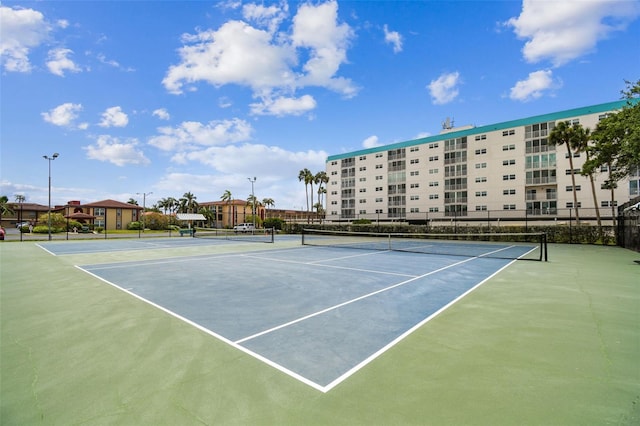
[41,238,528,392]
[62,239,526,393]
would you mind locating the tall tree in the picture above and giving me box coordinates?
[179,192,198,213]
[584,80,640,225]
[298,168,312,217]
[221,190,233,227]
[315,171,328,216]
[572,124,602,230]
[0,195,13,222]
[549,121,582,223]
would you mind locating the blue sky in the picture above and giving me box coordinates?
[1,0,639,210]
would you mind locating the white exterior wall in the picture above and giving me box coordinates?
[325,101,636,224]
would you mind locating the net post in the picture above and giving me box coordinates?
[543,232,548,262]
[301,228,306,245]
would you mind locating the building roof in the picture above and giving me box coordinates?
[326,99,636,162]
[82,199,143,209]
[176,213,206,221]
[8,203,50,212]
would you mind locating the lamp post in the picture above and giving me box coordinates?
[248,177,256,229]
[43,153,59,241]
[136,191,152,235]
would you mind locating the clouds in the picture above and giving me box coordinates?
[0,5,50,72]
[509,70,560,101]
[99,106,129,128]
[148,118,253,152]
[41,103,85,128]
[84,135,150,166]
[162,1,356,117]
[506,0,640,67]
[428,72,461,105]
[505,0,640,102]
[383,25,402,53]
[46,47,81,76]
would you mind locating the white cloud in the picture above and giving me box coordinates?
[41,102,83,127]
[84,135,150,166]
[148,118,253,151]
[428,71,461,105]
[152,108,170,120]
[250,94,317,116]
[242,1,288,33]
[506,0,640,66]
[362,135,381,148]
[509,69,559,101]
[383,25,402,53]
[162,20,296,94]
[163,0,357,115]
[0,5,51,72]
[291,1,357,96]
[99,106,129,128]
[46,47,81,76]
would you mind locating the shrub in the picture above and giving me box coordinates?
[264,218,285,230]
[127,221,142,230]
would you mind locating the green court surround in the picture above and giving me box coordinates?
[1,240,638,425]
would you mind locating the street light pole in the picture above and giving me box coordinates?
[43,153,59,241]
[136,191,153,234]
[248,177,256,229]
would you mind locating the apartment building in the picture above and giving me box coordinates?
[325,100,639,224]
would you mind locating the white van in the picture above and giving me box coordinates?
[233,223,256,233]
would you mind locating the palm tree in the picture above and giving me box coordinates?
[298,168,314,222]
[549,121,581,223]
[179,192,198,213]
[315,171,328,216]
[262,198,275,218]
[127,198,138,205]
[157,197,169,215]
[0,195,13,223]
[572,124,602,231]
[221,190,233,227]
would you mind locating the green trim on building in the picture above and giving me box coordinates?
[326,100,634,162]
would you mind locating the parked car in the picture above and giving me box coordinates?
[233,223,256,233]
[16,221,30,228]
[0,227,5,240]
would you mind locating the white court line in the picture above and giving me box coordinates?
[233,249,500,346]
[241,251,417,278]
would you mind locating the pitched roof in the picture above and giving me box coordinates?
[82,199,143,209]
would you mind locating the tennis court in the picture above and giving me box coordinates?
[44,232,542,391]
[2,234,638,425]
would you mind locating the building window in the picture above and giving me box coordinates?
[429,156,439,161]
[475,148,487,155]
[375,198,383,202]
[359,166,367,171]
[503,204,516,210]
[502,159,516,166]
[429,168,439,174]
[475,162,487,169]
[410,183,420,188]
[429,194,439,200]
[359,155,367,160]
[375,187,383,191]
[359,188,366,192]
[429,207,439,212]
[474,134,487,141]
[410,195,420,201]
[566,185,581,191]
[375,164,383,169]
[475,191,487,197]
[502,174,516,180]
[502,129,515,136]
[375,153,383,158]
[502,144,515,151]
[476,205,487,211]
[410,146,420,152]
[429,181,439,187]
[410,171,419,176]
[503,189,516,195]
[566,202,582,208]
[429,143,439,149]
[410,159,419,164]
[410,207,420,213]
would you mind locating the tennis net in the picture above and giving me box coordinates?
[194,227,275,243]
[301,229,547,261]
